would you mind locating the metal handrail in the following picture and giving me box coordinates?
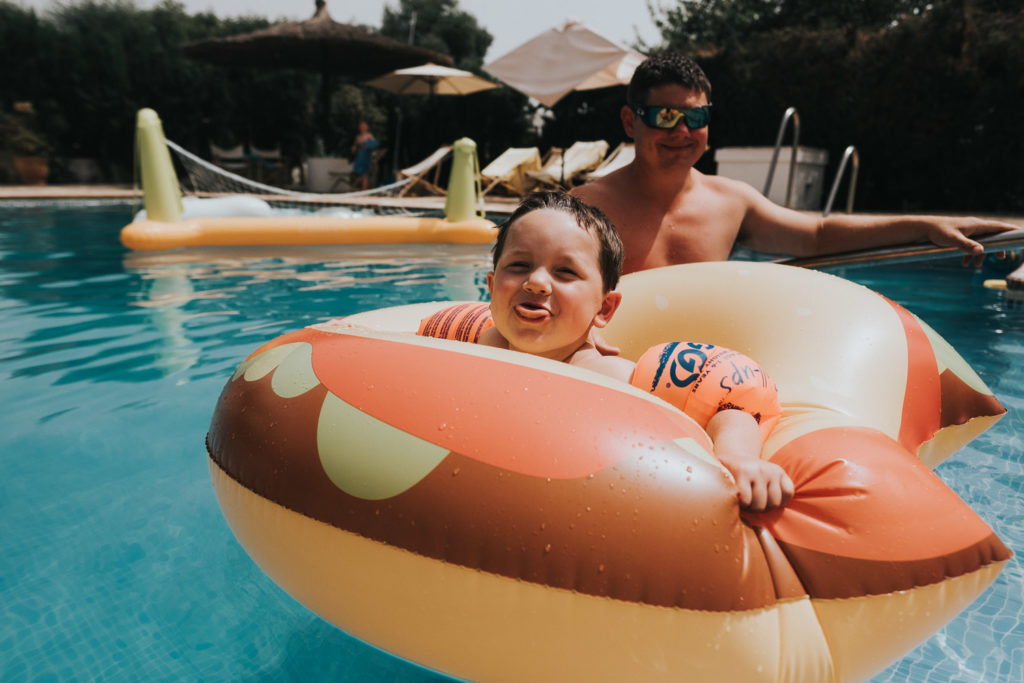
[822,145,859,217]
[763,107,800,208]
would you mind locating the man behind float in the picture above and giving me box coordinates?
[571,52,1016,274]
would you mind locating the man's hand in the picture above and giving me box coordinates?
[925,217,1018,267]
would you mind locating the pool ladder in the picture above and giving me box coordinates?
[763,107,859,215]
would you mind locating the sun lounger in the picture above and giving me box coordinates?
[526,140,609,188]
[209,143,247,174]
[582,142,634,182]
[397,145,453,196]
[480,147,542,196]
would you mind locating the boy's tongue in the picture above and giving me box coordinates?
[515,303,550,321]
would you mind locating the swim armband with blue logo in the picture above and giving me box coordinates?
[630,342,781,441]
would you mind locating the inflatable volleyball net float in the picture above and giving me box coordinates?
[155,138,416,215]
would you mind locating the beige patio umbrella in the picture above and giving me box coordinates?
[483,20,645,107]
[365,63,497,174]
[365,63,498,96]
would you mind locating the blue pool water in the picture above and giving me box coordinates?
[1,203,1021,682]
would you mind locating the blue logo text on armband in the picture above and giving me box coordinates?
[667,342,716,388]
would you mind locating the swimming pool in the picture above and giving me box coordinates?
[1,203,1020,681]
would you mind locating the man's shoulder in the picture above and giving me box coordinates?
[571,173,621,200]
[699,172,762,200]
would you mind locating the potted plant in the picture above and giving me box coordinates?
[1,102,51,185]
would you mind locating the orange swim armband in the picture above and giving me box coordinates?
[418,303,493,343]
[630,342,781,441]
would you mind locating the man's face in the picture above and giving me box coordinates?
[622,84,710,172]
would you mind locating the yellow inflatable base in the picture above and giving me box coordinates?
[120,215,497,250]
[211,457,1006,683]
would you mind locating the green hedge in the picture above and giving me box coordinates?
[0,0,532,186]
[689,6,1024,211]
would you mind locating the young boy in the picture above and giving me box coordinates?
[478,192,793,511]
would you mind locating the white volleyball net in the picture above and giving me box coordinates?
[161,139,415,214]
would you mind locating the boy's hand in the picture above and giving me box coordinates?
[706,409,793,512]
[716,454,794,512]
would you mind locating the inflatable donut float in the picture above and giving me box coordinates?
[206,261,1010,682]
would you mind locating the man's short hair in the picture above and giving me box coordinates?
[627,53,712,105]
[493,191,624,292]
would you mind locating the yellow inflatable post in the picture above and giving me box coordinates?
[444,137,484,222]
[136,108,182,223]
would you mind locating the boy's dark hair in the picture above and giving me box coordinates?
[627,53,712,105]
[492,191,624,292]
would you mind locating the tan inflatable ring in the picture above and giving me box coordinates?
[206,261,1010,682]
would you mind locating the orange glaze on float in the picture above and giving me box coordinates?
[416,305,782,440]
[206,262,1010,683]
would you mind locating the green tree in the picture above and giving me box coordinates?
[654,0,935,52]
[651,0,1024,211]
[376,0,534,173]
[381,0,492,70]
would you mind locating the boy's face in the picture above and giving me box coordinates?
[487,209,621,361]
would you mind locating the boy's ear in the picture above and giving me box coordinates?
[593,290,622,328]
[486,271,494,296]
[620,105,636,139]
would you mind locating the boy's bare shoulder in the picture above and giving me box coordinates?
[570,349,635,383]
[477,326,506,349]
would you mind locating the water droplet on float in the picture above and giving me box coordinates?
[451,467,460,477]
[438,423,447,431]
[544,543,552,553]
[598,564,605,573]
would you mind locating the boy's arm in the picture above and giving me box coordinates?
[706,409,793,512]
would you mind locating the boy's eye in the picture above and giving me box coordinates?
[557,267,580,278]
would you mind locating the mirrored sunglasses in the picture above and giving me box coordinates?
[633,104,712,130]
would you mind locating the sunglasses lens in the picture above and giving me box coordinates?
[639,106,710,130]
[649,108,683,129]
[684,107,710,129]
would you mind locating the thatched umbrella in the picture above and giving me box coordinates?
[182,0,453,149]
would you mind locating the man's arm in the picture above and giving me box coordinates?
[815,214,1017,266]
[734,179,1017,263]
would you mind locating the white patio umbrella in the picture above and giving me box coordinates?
[365,62,498,96]
[483,20,645,107]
